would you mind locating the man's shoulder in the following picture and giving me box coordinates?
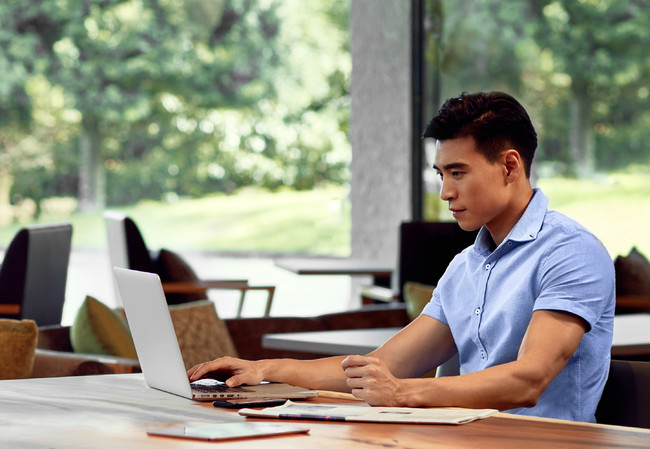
[541,210,613,270]
[543,210,600,243]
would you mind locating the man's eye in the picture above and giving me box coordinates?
[435,172,443,179]
[451,171,462,178]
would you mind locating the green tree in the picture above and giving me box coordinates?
[5,0,284,211]
[424,0,650,177]
[104,0,350,201]
[2,0,351,212]
[0,2,39,218]
[530,0,650,177]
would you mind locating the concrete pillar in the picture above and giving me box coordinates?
[350,0,412,263]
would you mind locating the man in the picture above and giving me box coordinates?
[189,91,615,422]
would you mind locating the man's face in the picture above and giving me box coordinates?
[433,136,510,233]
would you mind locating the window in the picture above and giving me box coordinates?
[0,0,351,257]
[416,0,650,258]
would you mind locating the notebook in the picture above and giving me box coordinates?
[113,267,318,402]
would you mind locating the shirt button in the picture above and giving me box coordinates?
[485,263,491,270]
[475,308,481,315]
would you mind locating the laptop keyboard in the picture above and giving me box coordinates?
[191,379,249,393]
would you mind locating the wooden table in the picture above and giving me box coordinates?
[264,327,397,355]
[263,314,650,357]
[0,304,20,315]
[1,374,649,448]
[274,257,394,287]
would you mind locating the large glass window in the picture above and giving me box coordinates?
[418,0,650,258]
[0,0,351,257]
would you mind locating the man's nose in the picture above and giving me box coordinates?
[439,179,455,201]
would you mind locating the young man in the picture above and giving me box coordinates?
[189,92,615,422]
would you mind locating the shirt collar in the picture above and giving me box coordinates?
[474,188,548,253]
[507,188,548,243]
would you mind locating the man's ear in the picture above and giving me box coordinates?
[503,149,523,183]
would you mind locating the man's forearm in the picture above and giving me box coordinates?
[394,361,544,410]
[257,356,350,392]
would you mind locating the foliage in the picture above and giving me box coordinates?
[4,0,650,228]
[426,0,650,177]
[0,0,351,215]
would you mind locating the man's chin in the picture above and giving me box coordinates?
[455,219,481,232]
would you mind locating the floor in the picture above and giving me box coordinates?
[63,248,367,326]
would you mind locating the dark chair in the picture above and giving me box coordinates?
[0,223,73,326]
[397,221,478,299]
[103,211,275,317]
[362,221,477,303]
[596,359,650,428]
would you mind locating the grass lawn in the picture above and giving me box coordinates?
[1,172,648,259]
[0,186,351,257]
[425,170,649,259]
[538,172,650,258]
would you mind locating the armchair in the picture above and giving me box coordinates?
[0,223,72,326]
[103,210,274,317]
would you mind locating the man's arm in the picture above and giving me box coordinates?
[187,315,457,392]
[344,310,587,409]
[188,355,350,392]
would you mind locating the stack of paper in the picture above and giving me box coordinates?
[240,401,497,425]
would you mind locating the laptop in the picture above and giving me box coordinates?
[113,267,318,402]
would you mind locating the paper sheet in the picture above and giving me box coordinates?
[240,401,497,425]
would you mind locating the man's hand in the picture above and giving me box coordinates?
[342,355,405,406]
[187,356,265,387]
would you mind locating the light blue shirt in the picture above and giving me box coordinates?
[422,188,615,422]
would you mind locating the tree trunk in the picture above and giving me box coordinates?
[568,90,596,178]
[78,118,105,212]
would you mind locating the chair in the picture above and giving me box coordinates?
[36,302,410,365]
[103,211,274,317]
[362,221,478,304]
[397,221,478,299]
[0,223,73,326]
[596,360,650,428]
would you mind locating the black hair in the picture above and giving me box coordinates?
[422,91,537,178]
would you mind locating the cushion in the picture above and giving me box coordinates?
[123,217,156,272]
[403,281,435,321]
[156,248,207,304]
[70,296,138,359]
[169,300,238,370]
[614,247,650,296]
[0,319,38,379]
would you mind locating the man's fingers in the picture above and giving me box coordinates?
[343,365,365,379]
[187,358,234,380]
[187,362,210,380]
[341,355,371,369]
[226,373,255,387]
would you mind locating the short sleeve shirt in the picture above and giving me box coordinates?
[422,188,615,422]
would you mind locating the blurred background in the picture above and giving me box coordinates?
[1,0,649,322]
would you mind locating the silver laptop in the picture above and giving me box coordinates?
[113,267,318,402]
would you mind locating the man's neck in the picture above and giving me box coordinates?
[487,185,535,247]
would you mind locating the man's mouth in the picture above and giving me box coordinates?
[449,208,465,218]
